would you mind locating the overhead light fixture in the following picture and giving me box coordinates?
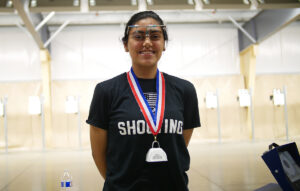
[73,0,79,6]
[131,0,137,6]
[147,0,153,5]
[89,0,96,6]
[30,0,37,7]
[203,0,210,5]
[28,96,41,115]
[65,96,79,114]
[243,0,250,5]
[205,92,217,109]
[6,0,13,7]
[187,0,194,5]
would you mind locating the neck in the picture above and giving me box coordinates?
[132,65,157,79]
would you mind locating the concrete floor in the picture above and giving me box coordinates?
[1,140,298,191]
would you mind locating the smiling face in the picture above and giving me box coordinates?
[124,18,165,72]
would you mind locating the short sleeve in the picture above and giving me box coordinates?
[86,83,110,130]
[183,83,201,129]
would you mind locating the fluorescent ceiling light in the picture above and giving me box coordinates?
[203,0,210,5]
[73,0,80,6]
[147,0,153,5]
[243,0,250,5]
[6,0,13,7]
[188,0,194,5]
[89,0,96,6]
[31,0,37,7]
[131,0,137,6]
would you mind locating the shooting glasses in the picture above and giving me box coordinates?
[127,25,166,42]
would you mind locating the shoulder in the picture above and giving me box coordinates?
[95,73,127,93]
[97,72,127,87]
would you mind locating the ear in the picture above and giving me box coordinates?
[163,42,166,51]
[124,42,129,52]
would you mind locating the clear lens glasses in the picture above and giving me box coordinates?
[127,25,166,42]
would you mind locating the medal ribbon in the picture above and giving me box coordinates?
[127,68,165,135]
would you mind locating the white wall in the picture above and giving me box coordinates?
[160,23,240,77]
[0,27,41,81]
[51,25,130,80]
[0,21,300,81]
[50,23,239,80]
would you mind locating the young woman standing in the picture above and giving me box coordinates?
[87,11,200,191]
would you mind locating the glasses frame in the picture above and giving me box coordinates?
[127,25,166,35]
[127,25,166,42]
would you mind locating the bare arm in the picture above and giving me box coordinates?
[183,129,194,147]
[90,125,107,179]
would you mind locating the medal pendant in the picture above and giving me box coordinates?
[127,68,167,162]
[146,140,168,162]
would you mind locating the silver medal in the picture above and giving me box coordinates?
[146,140,168,162]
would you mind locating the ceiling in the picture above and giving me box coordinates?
[0,0,299,26]
[0,0,299,53]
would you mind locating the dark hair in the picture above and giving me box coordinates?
[122,11,168,44]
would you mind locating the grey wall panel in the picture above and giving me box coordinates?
[256,21,300,74]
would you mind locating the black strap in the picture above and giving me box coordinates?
[269,143,279,150]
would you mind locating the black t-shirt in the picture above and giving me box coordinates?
[87,72,201,191]
[139,78,157,114]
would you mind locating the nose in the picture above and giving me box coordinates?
[143,35,152,47]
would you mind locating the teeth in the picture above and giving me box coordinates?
[140,51,154,54]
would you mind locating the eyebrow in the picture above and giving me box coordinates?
[128,25,165,28]
[127,25,165,35]
[131,30,162,34]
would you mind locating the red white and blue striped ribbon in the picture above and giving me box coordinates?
[127,68,165,135]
